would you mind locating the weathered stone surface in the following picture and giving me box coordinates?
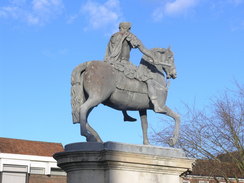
[54,142,194,183]
[71,48,180,146]
[65,141,186,157]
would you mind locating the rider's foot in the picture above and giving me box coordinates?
[124,116,137,122]
[122,111,137,122]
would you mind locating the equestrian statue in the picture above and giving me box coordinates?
[71,22,180,146]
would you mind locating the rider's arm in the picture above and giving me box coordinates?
[138,44,155,63]
[126,33,155,63]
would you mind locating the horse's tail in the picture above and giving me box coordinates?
[71,62,89,124]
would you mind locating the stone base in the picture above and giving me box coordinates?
[53,142,194,183]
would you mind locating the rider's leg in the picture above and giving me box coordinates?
[122,110,137,122]
[147,80,168,113]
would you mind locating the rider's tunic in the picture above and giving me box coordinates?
[105,31,141,63]
[104,32,141,79]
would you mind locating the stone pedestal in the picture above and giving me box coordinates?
[53,142,194,183]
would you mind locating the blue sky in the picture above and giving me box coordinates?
[0,0,243,146]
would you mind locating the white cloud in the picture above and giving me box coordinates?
[0,6,21,19]
[81,0,123,30]
[152,0,199,21]
[0,0,64,25]
[152,6,164,21]
[230,20,244,31]
[30,0,64,25]
[32,0,62,12]
[229,0,244,5]
[165,0,198,15]
[26,14,40,25]
[10,0,27,5]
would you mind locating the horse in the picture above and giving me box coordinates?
[71,48,180,146]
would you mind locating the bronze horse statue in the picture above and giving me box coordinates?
[71,48,180,146]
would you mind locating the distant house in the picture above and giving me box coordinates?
[182,159,244,183]
[0,137,66,183]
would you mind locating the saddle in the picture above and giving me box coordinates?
[106,55,164,95]
[109,61,148,94]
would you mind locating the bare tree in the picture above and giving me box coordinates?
[151,83,244,180]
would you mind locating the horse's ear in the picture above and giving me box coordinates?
[168,46,171,51]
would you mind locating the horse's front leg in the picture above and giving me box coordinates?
[139,110,150,145]
[160,105,180,147]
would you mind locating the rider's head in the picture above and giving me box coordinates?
[119,22,131,33]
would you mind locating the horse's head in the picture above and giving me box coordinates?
[153,47,177,79]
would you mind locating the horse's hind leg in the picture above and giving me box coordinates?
[86,108,102,142]
[159,106,180,147]
[79,97,103,142]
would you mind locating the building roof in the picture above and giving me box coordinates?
[0,137,64,157]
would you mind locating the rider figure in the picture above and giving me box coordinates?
[105,22,154,65]
[105,22,167,120]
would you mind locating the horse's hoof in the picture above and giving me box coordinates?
[168,138,176,147]
[86,136,98,142]
[143,140,150,145]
